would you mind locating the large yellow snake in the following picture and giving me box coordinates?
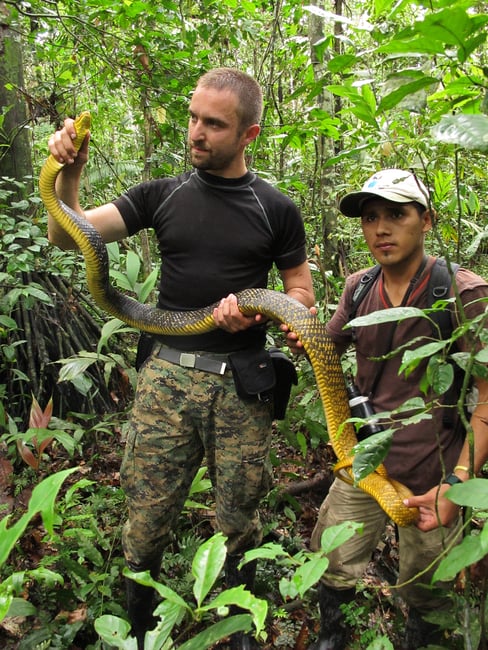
[39,112,418,527]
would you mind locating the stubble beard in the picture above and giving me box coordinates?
[189,137,240,173]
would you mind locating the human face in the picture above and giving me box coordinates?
[360,199,432,270]
[188,85,258,178]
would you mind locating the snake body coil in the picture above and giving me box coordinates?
[39,112,418,527]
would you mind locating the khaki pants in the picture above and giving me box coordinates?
[310,478,462,611]
[121,350,274,568]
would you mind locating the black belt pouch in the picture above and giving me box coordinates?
[228,347,297,420]
[228,348,276,400]
[269,348,298,419]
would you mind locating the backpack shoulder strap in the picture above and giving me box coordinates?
[428,258,460,340]
[348,258,460,339]
[349,264,381,321]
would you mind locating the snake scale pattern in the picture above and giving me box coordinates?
[39,111,417,527]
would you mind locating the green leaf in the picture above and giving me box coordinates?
[242,542,289,563]
[327,54,358,73]
[178,614,253,650]
[399,341,448,378]
[426,356,454,395]
[378,77,437,113]
[0,467,79,567]
[366,636,394,649]
[206,587,267,635]
[192,533,227,606]
[347,306,427,329]
[123,569,188,610]
[139,268,158,302]
[444,478,488,509]
[372,0,397,18]
[125,250,141,290]
[432,114,488,153]
[291,556,329,598]
[352,429,393,483]
[433,525,488,582]
[5,596,37,618]
[319,521,363,554]
[0,315,17,329]
[417,9,488,62]
[98,318,135,353]
[57,356,98,383]
[475,348,488,363]
[149,601,185,648]
[188,466,212,496]
[94,615,138,649]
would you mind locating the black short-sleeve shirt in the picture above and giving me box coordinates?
[113,169,307,352]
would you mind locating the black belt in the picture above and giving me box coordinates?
[155,345,228,375]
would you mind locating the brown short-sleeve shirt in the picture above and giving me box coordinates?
[327,256,488,494]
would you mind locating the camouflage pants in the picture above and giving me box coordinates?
[120,348,274,569]
[310,478,463,611]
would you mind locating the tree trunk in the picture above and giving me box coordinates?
[0,2,33,201]
[307,0,343,278]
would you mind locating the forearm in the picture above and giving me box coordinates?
[286,285,315,309]
[47,165,86,250]
[453,391,488,481]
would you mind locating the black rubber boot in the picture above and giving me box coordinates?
[401,607,443,649]
[225,554,260,650]
[126,562,160,650]
[308,583,355,650]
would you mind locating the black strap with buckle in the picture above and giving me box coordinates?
[155,345,227,375]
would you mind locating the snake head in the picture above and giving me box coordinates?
[72,112,92,153]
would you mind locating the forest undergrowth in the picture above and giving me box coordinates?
[1,410,484,650]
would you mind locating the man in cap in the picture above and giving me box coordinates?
[306,169,488,649]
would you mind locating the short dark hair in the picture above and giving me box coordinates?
[411,201,427,215]
[197,68,263,130]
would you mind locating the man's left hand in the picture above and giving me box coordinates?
[213,293,265,333]
[404,485,460,532]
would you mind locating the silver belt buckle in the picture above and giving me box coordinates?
[179,352,196,368]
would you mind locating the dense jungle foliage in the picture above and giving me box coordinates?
[1,0,488,648]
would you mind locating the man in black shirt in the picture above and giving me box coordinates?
[47,68,315,649]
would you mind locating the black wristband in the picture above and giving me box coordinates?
[443,473,464,486]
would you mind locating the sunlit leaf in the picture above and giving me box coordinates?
[192,533,227,606]
[444,478,488,508]
[432,114,488,152]
[319,521,363,554]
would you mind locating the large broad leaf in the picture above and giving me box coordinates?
[289,556,330,598]
[241,542,289,563]
[148,600,186,649]
[0,467,79,568]
[178,614,253,650]
[192,533,227,606]
[378,76,438,113]
[206,585,267,634]
[94,615,138,649]
[433,525,488,582]
[319,521,363,554]
[444,478,488,509]
[347,306,427,329]
[432,114,488,152]
[123,569,188,610]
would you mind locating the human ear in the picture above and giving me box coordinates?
[243,123,260,145]
[422,208,435,232]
